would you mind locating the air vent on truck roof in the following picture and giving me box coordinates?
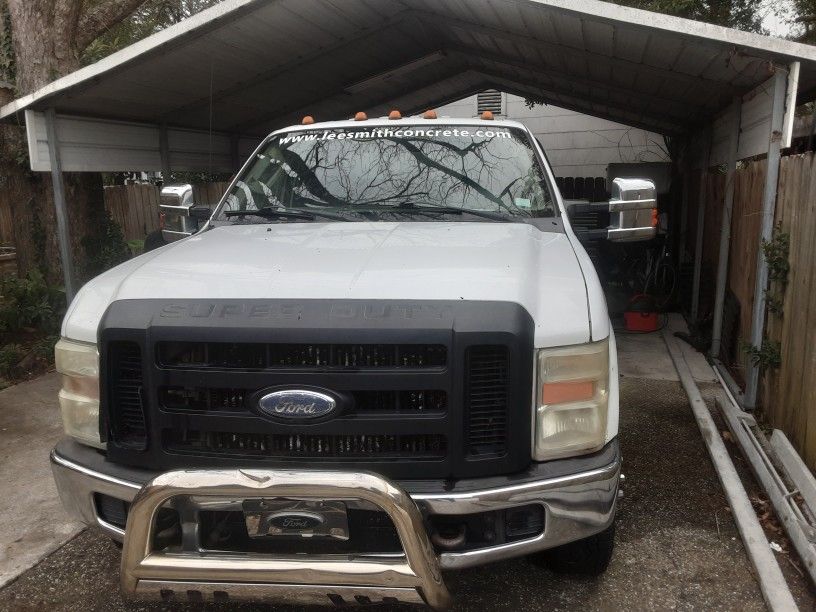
[476,90,503,116]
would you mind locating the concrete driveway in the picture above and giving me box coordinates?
[0,373,82,588]
[0,333,811,611]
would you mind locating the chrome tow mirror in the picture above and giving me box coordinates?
[565,177,657,243]
[160,184,211,242]
[606,177,657,242]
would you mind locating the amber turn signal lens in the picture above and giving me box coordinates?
[388,110,402,120]
[651,208,659,227]
[541,380,595,405]
[301,115,315,125]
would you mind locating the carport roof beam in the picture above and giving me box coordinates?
[3,0,816,145]
[446,47,703,119]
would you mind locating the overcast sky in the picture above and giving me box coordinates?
[761,0,793,37]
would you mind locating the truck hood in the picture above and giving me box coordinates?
[63,222,592,347]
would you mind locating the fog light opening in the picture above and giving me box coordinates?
[431,523,467,550]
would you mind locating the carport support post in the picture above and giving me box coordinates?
[691,130,711,322]
[44,108,76,303]
[159,123,171,180]
[710,99,742,358]
[744,67,789,409]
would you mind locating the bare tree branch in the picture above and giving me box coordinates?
[76,0,150,52]
[384,137,511,211]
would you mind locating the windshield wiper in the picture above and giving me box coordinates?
[224,207,348,222]
[393,202,512,222]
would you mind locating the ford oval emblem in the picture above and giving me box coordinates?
[268,512,324,530]
[257,389,337,420]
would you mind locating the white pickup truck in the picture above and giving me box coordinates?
[51,115,656,608]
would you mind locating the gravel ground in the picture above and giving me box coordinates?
[1,377,813,611]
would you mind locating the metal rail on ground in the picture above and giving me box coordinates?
[662,326,798,611]
[717,397,816,586]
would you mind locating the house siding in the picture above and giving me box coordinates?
[436,93,669,179]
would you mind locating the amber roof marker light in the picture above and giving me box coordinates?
[388,110,402,120]
[354,111,368,121]
[481,110,494,120]
[423,109,438,119]
[301,115,315,125]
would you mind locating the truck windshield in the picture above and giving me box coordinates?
[214,124,557,222]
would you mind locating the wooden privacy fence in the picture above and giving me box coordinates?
[762,152,816,469]
[193,182,231,207]
[104,182,230,241]
[680,157,816,470]
[104,184,161,242]
[722,160,766,383]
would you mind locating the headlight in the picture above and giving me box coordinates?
[534,337,609,461]
[55,339,104,449]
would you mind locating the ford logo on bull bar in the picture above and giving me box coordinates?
[257,389,337,420]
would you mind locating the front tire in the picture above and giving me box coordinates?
[533,523,616,575]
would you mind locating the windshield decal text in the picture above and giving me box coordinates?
[279,128,512,145]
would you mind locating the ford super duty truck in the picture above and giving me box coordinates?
[51,113,656,608]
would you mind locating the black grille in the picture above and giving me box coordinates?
[160,387,447,414]
[108,341,147,449]
[100,299,534,480]
[165,431,447,459]
[160,387,248,412]
[94,493,129,528]
[568,209,606,231]
[353,390,447,413]
[465,346,510,457]
[158,342,446,370]
[505,505,545,540]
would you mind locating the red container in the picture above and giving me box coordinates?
[624,310,659,332]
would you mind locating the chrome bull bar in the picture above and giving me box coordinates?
[120,468,452,609]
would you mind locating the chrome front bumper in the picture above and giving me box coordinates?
[51,441,620,608]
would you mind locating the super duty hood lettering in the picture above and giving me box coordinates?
[158,302,452,321]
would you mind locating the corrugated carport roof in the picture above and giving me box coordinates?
[3,0,816,137]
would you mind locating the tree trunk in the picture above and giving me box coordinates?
[2,0,106,287]
[6,1,81,96]
[0,129,105,285]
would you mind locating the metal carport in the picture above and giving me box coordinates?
[3,0,816,408]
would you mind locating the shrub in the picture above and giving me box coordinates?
[80,209,130,279]
[0,270,66,335]
[0,343,23,379]
[743,340,782,371]
[127,239,145,257]
[33,335,59,360]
